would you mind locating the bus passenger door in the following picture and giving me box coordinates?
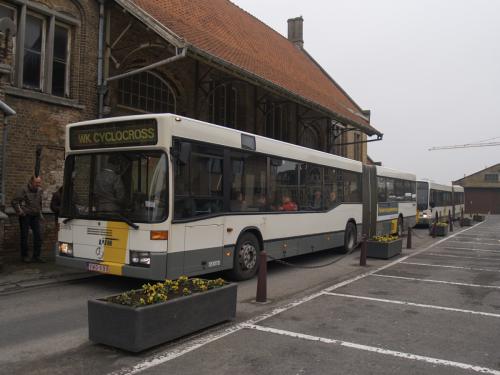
[184,219,224,275]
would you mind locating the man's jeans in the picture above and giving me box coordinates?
[19,215,42,258]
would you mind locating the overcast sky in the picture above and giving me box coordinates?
[233,0,500,184]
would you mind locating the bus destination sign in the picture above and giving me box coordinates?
[69,119,158,150]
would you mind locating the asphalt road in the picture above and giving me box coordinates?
[1,218,498,375]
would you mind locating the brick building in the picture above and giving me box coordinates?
[454,164,500,214]
[0,0,381,260]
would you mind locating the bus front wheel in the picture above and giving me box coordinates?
[229,232,260,281]
[342,222,357,254]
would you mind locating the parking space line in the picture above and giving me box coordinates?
[454,236,500,241]
[446,240,500,246]
[424,253,500,261]
[401,261,500,273]
[109,222,485,375]
[371,274,500,289]
[443,247,500,253]
[323,292,500,318]
[244,324,500,375]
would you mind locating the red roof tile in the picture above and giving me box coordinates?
[129,0,380,135]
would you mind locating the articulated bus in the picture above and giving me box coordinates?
[416,181,464,226]
[57,114,416,280]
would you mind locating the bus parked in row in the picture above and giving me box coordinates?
[57,114,416,280]
[416,181,464,226]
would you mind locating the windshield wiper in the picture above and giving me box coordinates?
[98,212,139,230]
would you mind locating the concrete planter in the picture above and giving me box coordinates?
[462,217,473,226]
[435,225,448,237]
[367,239,403,259]
[88,283,237,352]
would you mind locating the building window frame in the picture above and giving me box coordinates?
[0,1,17,83]
[23,11,46,90]
[50,22,71,97]
[11,2,76,98]
[117,70,177,114]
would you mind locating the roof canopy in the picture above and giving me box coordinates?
[117,0,382,136]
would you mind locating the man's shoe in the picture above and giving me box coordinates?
[22,256,32,263]
[32,257,46,263]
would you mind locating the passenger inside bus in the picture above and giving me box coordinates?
[230,191,247,211]
[94,155,126,212]
[310,190,322,210]
[279,194,298,211]
[327,191,337,208]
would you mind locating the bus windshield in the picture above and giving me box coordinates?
[62,151,168,223]
[417,181,429,211]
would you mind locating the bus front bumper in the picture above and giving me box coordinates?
[56,252,168,280]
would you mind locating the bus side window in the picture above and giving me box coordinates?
[377,177,387,203]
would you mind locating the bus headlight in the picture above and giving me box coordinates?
[130,251,151,267]
[59,242,73,256]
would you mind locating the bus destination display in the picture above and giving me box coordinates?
[70,119,158,150]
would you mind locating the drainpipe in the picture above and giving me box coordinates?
[97,0,105,118]
[0,99,16,219]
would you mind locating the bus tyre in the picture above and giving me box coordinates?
[229,232,260,281]
[342,222,357,254]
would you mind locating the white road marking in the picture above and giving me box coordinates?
[109,222,484,375]
[401,261,500,273]
[447,240,500,246]
[454,236,500,241]
[371,273,500,289]
[443,247,500,253]
[244,324,500,375]
[324,292,500,318]
[424,253,500,261]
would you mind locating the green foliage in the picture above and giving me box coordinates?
[107,277,227,307]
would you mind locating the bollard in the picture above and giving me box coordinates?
[431,221,437,238]
[449,211,453,232]
[407,226,412,249]
[256,250,267,303]
[360,235,367,266]
[460,210,464,227]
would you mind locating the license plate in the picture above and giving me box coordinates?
[87,263,109,273]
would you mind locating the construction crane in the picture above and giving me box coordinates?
[429,136,500,151]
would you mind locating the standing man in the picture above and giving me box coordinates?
[11,176,44,263]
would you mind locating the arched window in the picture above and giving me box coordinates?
[118,71,176,113]
[301,126,319,149]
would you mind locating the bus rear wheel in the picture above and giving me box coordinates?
[341,222,357,254]
[229,232,260,281]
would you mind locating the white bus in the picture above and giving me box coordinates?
[57,114,415,280]
[416,181,464,226]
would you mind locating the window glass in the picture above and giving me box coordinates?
[270,158,298,211]
[174,142,224,219]
[394,179,404,201]
[344,171,362,202]
[298,163,323,210]
[386,178,395,201]
[377,177,387,203]
[23,15,43,88]
[417,181,429,210]
[324,167,342,208]
[52,25,68,97]
[230,151,267,212]
[118,71,176,113]
[0,5,14,20]
[62,151,168,223]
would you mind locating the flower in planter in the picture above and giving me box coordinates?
[107,277,228,307]
[372,235,399,243]
[435,222,448,227]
